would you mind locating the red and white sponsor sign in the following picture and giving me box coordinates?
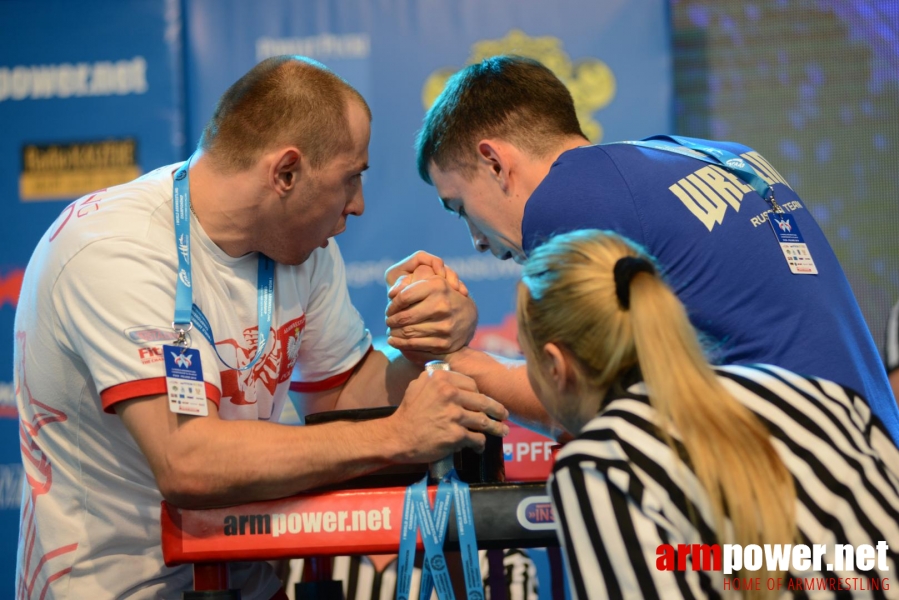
[469,316,560,483]
[503,423,557,482]
[161,486,428,564]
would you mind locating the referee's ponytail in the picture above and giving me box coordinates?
[517,229,795,595]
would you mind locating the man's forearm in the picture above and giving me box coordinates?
[123,361,508,511]
[174,418,404,507]
[118,394,405,509]
[335,345,423,409]
[444,347,565,440]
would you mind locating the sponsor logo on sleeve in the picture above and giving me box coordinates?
[124,326,180,344]
[137,346,164,365]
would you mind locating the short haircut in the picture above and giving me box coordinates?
[199,56,371,172]
[415,55,585,184]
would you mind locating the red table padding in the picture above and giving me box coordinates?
[162,486,423,565]
[161,482,556,566]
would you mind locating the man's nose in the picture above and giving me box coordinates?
[466,221,489,253]
[347,190,364,217]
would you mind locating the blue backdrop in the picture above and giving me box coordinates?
[1,0,671,594]
[184,0,672,332]
[1,0,185,590]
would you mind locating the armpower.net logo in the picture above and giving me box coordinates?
[656,542,891,593]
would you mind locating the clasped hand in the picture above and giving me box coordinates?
[384,251,478,360]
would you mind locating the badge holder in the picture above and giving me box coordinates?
[766,195,818,275]
[164,323,208,417]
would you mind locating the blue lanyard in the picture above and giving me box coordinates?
[172,157,275,372]
[621,135,781,210]
[396,470,483,600]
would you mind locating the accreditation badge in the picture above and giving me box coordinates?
[768,212,818,275]
[162,345,209,416]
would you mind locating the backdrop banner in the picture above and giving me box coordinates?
[1,0,184,592]
[184,0,672,335]
[2,0,670,594]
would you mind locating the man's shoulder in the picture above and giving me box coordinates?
[540,137,756,188]
[662,135,754,155]
[24,166,180,293]
[44,166,177,253]
[596,135,757,164]
[524,144,646,251]
[547,144,613,175]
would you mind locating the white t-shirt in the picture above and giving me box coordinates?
[14,164,371,599]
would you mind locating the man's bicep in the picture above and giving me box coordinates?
[290,348,400,415]
[114,393,220,499]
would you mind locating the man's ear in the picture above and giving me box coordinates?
[270,148,302,197]
[476,139,510,192]
[543,342,580,395]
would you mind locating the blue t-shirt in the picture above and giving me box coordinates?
[522,137,898,441]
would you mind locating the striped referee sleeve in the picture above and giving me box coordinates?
[887,299,899,373]
[547,365,899,600]
[549,456,703,599]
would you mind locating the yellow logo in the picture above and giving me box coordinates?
[19,138,140,202]
[422,30,616,142]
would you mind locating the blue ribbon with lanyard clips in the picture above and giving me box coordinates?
[396,470,484,600]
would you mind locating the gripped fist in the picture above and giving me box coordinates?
[388,369,508,464]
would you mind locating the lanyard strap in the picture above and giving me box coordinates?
[621,135,780,209]
[396,470,484,600]
[172,157,275,372]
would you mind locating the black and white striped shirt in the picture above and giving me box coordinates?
[548,364,899,599]
[288,549,538,600]
[886,299,899,374]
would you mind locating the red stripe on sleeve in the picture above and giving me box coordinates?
[289,346,373,394]
[101,377,222,414]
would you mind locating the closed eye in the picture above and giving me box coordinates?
[440,199,465,219]
[350,164,369,183]
[440,196,465,219]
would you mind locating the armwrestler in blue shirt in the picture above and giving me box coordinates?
[383,55,898,444]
